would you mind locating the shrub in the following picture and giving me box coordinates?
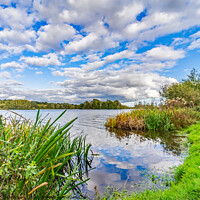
[160,68,200,106]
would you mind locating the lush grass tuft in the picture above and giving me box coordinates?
[0,110,93,199]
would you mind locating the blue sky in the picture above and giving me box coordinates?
[0,0,200,105]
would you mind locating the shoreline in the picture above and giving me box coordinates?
[101,122,200,199]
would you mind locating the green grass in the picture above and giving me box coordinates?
[105,108,200,131]
[101,122,200,200]
[0,110,93,199]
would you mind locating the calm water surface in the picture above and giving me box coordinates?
[0,109,184,198]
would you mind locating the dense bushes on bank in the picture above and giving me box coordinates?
[106,69,200,132]
[160,68,200,106]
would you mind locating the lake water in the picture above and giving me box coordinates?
[0,109,184,198]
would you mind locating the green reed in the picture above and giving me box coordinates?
[105,108,200,131]
[0,110,93,199]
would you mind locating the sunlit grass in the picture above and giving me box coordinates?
[105,108,200,131]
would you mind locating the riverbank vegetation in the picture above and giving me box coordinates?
[102,122,200,199]
[0,110,93,199]
[0,99,130,110]
[105,107,200,131]
[160,68,200,106]
[106,69,200,132]
[103,69,200,199]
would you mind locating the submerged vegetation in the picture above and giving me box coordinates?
[0,110,93,199]
[0,99,130,110]
[102,122,200,199]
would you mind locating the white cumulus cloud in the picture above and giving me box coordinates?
[145,45,185,61]
[0,61,27,72]
[0,71,11,79]
[20,53,61,67]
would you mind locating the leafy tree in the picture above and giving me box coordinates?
[183,68,200,83]
[83,101,91,109]
[160,68,200,106]
[91,99,101,109]
[101,102,108,109]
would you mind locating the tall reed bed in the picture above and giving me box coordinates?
[0,110,93,199]
[105,108,200,131]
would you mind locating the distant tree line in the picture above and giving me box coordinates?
[0,99,130,110]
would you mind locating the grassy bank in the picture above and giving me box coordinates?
[0,110,92,199]
[105,107,200,131]
[102,122,200,200]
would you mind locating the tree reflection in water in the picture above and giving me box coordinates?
[106,127,186,156]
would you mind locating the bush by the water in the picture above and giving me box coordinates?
[0,110,92,199]
[160,68,200,106]
[105,108,200,131]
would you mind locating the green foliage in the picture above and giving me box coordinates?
[160,68,200,106]
[183,68,200,83]
[107,69,200,132]
[105,107,199,131]
[161,82,200,105]
[0,99,130,110]
[0,110,93,199]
